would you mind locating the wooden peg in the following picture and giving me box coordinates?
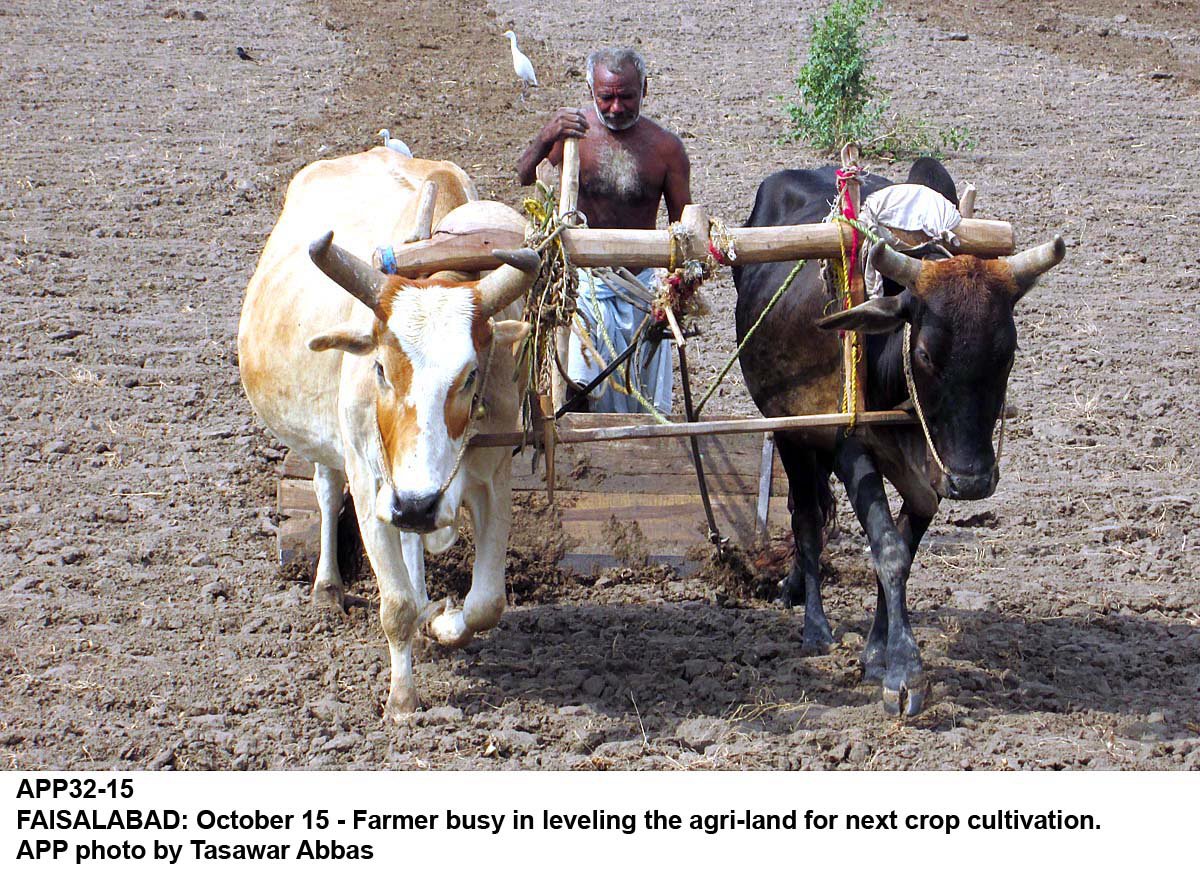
[403,180,438,243]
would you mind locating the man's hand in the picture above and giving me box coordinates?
[540,108,588,145]
[519,109,588,185]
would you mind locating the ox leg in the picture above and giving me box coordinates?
[346,467,424,720]
[776,440,834,649]
[862,503,932,684]
[834,440,925,716]
[312,463,348,614]
[427,459,511,648]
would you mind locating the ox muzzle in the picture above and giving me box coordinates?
[933,464,998,502]
[388,489,443,533]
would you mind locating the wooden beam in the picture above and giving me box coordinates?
[384,217,1014,275]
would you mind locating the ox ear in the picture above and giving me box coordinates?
[308,323,376,355]
[492,319,531,355]
[816,293,912,335]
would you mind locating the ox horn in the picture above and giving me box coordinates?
[309,231,390,318]
[1005,236,1066,293]
[476,248,541,317]
[869,241,923,290]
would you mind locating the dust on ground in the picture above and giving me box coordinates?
[1,0,1198,770]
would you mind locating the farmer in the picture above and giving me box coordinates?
[517,47,692,414]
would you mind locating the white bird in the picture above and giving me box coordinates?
[377,128,412,158]
[502,30,537,103]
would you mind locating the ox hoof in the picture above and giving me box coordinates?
[311,581,346,616]
[861,660,886,685]
[861,646,886,684]
[801,616,834,653]
[384,687,420,722]
[881,680,928,717]
[778,574,805,609]
[426,606,474,649]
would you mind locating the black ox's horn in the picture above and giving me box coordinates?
[869,241,923,290]
[1005,236,1066,294]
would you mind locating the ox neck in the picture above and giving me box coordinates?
[865,330,909,411]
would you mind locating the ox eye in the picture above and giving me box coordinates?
[915,347,936,372]
[462,368,478,390]
[374,361,389,388]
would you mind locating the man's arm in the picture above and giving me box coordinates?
[661,133,692,223]
[517,108,589,186]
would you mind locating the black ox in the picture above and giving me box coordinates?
[733,158,1065,715]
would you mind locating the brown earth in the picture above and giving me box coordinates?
[1,0,1198,770]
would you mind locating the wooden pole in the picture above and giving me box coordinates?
[960,183,977,219]
[558,138,581,224]
[539,394,556,503]
[403,180,438,243]
[467,409,916,447]
[551,138,582,411]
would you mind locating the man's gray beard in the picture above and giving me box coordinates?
[593,140,642,200]
[594,97,639,132]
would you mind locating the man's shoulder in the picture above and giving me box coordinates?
[637,117,688,157]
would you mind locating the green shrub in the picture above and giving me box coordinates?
[787,0,886,155]
[786,0,974,159]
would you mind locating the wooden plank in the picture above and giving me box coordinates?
[278,512,321,579]
[510,436,787,496]
[278,450,314,481]
[278,477,319,515]
[551,490,791,562]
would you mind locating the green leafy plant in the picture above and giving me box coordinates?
[787,0,886,155]
[786,0,974,159]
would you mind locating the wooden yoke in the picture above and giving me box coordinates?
[839,143,867,420]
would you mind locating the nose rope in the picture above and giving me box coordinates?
[902,323,1006,481]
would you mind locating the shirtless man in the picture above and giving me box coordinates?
[517,48,692,413]
[517,47,691,229]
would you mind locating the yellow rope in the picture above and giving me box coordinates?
[836,211,860,431]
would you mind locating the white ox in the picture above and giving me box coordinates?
[238,147,537,719]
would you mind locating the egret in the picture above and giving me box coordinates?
[502,30,538,104]
[377,129,413,158]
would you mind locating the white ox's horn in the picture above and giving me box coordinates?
[869,240,923,290]
[477,248,541,317]
[309,231,390,318]
[1005,236,1066,292]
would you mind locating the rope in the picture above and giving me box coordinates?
[693,257,807,416]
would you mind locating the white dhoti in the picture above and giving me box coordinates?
[567,268,673,415]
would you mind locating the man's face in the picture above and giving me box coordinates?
[590,64,644,131]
